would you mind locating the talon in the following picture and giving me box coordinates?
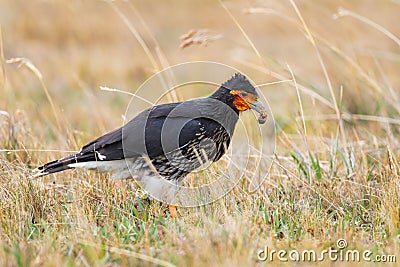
[169,205,178,219]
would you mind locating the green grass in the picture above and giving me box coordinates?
[1,0,399,266]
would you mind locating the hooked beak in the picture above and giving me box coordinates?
[249,100,268,124]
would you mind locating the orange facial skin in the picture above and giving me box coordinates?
[230,90,258,111]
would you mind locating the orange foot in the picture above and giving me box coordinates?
[169,205,178,219]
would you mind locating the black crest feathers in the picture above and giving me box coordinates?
[221,73,256,94]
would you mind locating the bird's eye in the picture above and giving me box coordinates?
[241,92,248,97]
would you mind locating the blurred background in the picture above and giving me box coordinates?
[1,0,399,155]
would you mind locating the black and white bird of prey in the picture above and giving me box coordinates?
[33,73,268,215]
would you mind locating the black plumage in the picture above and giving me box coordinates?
[34,73,267,199]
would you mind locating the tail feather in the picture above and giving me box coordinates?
[32,126,124,178]
[32,154,78,178]
[31,148,113,178]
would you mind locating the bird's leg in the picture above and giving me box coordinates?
[169,205,178,219]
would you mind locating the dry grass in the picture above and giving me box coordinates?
[0,0,399,266]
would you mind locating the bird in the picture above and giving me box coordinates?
[33,73,268,218]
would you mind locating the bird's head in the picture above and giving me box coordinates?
[212,73,268,124]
